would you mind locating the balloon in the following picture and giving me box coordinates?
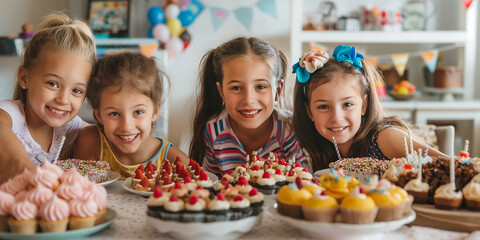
[178,10,195,27]
[167,18,183,37]
[152,24,171,43]
[179,30,191,43]
[165,4,181,19]
[189,0,205,17]
[183,41,191,50]
[165,37,184,58]
[147,6,165,24]
[147,26,154,38]
[178,0,191,10]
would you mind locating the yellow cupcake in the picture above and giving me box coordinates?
[276,180,312,219]
[370,188,403,221]
[340,187,377,224]
[347,176,360,191]
[320,171,350,202]
[390,186,413,216]
[302,190,338,222]
[302,182,325,196]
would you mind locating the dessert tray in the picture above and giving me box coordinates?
[412,204,480,232]
[122,172,218,197]
[0,208,117,240]
[268,204,415,240]
[147,213,263,240]
[97,171,120,186]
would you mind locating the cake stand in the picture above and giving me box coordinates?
[423,87,464,101]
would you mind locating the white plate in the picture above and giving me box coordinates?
[97,171,120,186]
[412,204,480,232]
[268,204,415,240]
[122,172,219,197]
[147,213,263,240]
[0,208,116,240]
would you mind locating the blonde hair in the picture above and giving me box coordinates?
[14,12,96,103]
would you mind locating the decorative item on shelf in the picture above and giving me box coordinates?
[18,23,34,39]
[390,80,417,101]
[336,16,361,31]
[88,0,131,37]
[378,65,408,89]
[318,1,336,30]
[402,0,436,31]
[434,66,462,89]
[148,0,204,58]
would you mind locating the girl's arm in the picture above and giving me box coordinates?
[73,125,101,160]
[0,110,36,179]
[166,146,190,166]
[377,127,449,160]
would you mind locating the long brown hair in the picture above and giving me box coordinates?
[293,57,407,171]
[189,37,288,165]
[14,12,96,103]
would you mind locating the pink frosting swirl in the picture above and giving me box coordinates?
[56,182,83,201]
[84,181,107,211]
[41,161,63,178]
[299,50,329,73]
[69,195,98,218]
[0,190,15,215]
[40,194,70,221]
[15,190,28,201]
[60,168,84,184]
[10,200,38,220]
[31,167,59,189]
[26,184,54,206]
[0,169,30,195]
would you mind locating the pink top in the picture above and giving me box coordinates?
[40,195,70,221]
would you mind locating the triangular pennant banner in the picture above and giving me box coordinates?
[365,57,378,67]
[256,0,277,18]
[463,0,474,10]
[234,7,253,31]
[139,44,158,58]
[309,42,327,52]
[391,53,409,77]
[421,49,439,73]
[210,7,229,32]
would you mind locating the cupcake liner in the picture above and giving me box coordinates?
[340,207,378,224]
[251,202,264,216]
[465,198,480,211]
[230,207,252,220]
[407,190,429,204]
[0,215,8,232]
[160,210,183,221]
[39,218,69,232]
[7,218,38,234]
[182,211,205,223]
[255,184,276,195]
[434,196,462,210]
[205,210,232,222]
[402,195,414,216]
[277,201,303,219]
[302,207,338,222]
[375,204,403,221]
[69,216,96,230]
[95,209,107,225]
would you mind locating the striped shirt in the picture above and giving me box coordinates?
[203,109,305,176]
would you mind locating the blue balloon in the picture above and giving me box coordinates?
[178,10,195,27]
[148,6,165,24]
[147,26,154,38]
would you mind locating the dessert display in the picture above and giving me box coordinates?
[0,161,108,233]
[56,159,110,183]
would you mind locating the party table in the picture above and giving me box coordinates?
[89,180,479,240]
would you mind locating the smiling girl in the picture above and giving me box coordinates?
[292,45,447,171]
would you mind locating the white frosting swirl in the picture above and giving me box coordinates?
[257,176,275,186]
[434,183,462,199]
[164,199,184,212]
[186,198,206,211]
[230,198,250,208]
[404,179,429,192]
[463,181,480,199]
[208,199,230,211]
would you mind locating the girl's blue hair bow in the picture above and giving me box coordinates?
[332,45,364,71]
[292,59,310,83]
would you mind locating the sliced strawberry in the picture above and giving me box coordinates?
[146,164,154,173]
[175,156,181,166]
[139,177,149,188]
[134,170,143,180]
[295,163,302,168]
[146,160,153,168]
[162,174,172,185]
[184,176,192,183]
[174,181,182,189]
[217,193,226,201]
[189,159,196,166]
[146,171,153,179]
[178,168,191,179]
[199,172,209,181]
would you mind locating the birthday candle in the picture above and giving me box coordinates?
[417,150,423,181]
[54,136,66,164]
[403,137,410,162]
[450,155,455,189]
[408,129,414,157]
[332,137,341,160]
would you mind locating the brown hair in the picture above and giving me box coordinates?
[189,36,288,165]
[87,52,167,120]
[14,12,96,103]
[293,57,407,171]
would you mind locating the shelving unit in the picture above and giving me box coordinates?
[290,0,478,99]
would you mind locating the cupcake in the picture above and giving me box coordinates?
[39,194,70,232]
[183,176,197,192]
[206,193,232,222]
[320,173,349,203]
[276,178,312,219]
[369,187,403,221]
[56,181,84,202]
[361,175,379,195]
[247,165,264,184]
[169,182,188,199]
[298,168,313,181]
[147,186,171,215]
[26,184,54,207]
[247,188,264,216]
[403,178,429,204]
[0,190,15,232]
[220,183,239,200]
[273,169,287,189]
[145,171,156,190]
[7,200,38,233]
[434,183,463,210]
[229,195,252,220]
[60,168,84,185]
[302,181,325,196]
[340,187,377,224]
[161,195,184,221]
[255,172,276,195]
[183,196,206,222]
[41,161,63,179]
[0,170,30,195]
[463,176,480,210]
[31,167,60,190]
[88,183,108,225]
[134,176,151,192]
[69,195,98,230]
[235,176,253,195]
[285,169,297,184]
[302,190,338,222]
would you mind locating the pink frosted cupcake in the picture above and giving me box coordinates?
[60,168,84,185]
[0,169,31,195]
[85,182,108,225]
[26,184,54,206]
[56,182,84,202]
[69,195,98,230]
[41,161,63,178]
[0,190,15,232]
[15,190,28,202]
[39,194,70,232]
[7,200,38,233]
[31,167,60,190]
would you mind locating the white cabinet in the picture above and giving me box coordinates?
[290,0,478,99]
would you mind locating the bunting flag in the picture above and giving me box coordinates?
[139,44,158,58]
[391,53,409,77]
[462,0,474,10]
[365,57,378,67]
[421,50,439,73]
[256,0,277,18]
[210,7,229,32]
[234,7,253,31]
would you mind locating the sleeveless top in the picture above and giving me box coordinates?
[96,126,172,179]
[0,100,82,165]
[367,129,389,160]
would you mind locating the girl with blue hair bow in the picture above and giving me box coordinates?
[292,45,447,171]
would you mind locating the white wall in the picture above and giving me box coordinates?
[1,0,479,150]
